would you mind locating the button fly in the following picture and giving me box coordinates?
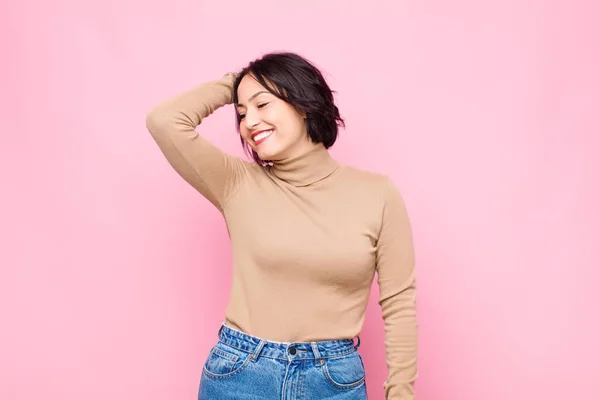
[289,346,297,355]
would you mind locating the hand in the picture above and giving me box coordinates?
[222,72,239,102]
[223,72,239,85]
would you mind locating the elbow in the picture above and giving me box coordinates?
[145,105,178,139]
[145,106,192,137]
[145,107,165,135]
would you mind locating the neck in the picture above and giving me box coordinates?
[270,144,338,187]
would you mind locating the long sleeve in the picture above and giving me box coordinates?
[376,178,418,399]
[145,73,248,211]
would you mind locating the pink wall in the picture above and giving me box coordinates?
[2,0,599,399]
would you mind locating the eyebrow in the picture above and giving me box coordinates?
[236,91,269,108]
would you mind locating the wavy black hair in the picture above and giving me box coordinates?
[232,52,344,165]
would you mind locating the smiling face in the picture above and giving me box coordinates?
[236,74,315,162]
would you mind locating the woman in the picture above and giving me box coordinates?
[145,52,417,399]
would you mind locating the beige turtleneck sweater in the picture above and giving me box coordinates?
[145,74,418,399]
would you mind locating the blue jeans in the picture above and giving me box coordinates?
[198,324,368,399]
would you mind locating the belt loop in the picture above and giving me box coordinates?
[311,342,324,366]
[354,335,361,350]
[250,340,266,362]
[218,324,224,339]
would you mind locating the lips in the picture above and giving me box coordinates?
[251,129,274,145]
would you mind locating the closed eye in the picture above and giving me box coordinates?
[238,103,268,120]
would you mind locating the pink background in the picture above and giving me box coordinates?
[2,0,599,399]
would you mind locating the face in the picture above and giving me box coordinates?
[236,74,313,161]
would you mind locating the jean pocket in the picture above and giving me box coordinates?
[322,351,366,390]
[203,343,251,379]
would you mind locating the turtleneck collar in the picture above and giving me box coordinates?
[269,145,339,187]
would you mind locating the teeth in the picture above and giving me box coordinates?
[253,130,273,142]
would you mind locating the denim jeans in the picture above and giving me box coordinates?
[198,324,368,399]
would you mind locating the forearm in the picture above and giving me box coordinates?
[145,73,236,134]
[380,282,418,399]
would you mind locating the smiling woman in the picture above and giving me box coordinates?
[145,51,418,400]
[232,53,344,165]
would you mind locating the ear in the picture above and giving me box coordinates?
[295,106,307,119]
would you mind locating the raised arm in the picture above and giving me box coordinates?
[145,73,248,211]
[376,178,418,399]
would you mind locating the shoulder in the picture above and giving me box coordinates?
[338,165,401,197]
[333,165,408,218]
[245,160,265,174]
[233,159,270,181]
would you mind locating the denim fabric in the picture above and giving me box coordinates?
[198,324,368,399]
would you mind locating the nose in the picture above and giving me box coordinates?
[244,108,260,130]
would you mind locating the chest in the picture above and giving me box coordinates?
[223,181,383,286]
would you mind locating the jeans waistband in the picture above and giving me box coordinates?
[217,323,360,362]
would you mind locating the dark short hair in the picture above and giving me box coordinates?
[232,52,344,165]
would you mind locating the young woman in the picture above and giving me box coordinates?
[145,52,418,399]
